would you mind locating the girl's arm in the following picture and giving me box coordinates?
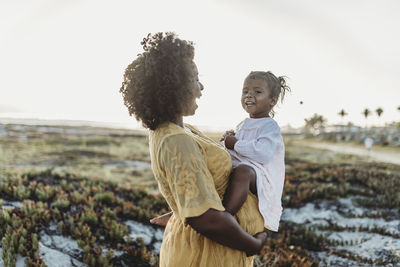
[187,209,267,256]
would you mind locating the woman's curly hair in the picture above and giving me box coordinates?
[120,32,196,130]
[246,71,291,117]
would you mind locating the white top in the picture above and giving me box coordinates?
[228,117,285,231]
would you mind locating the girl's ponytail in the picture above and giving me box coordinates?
[278,76,291,103]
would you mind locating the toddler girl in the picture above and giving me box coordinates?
[221,71,290,231]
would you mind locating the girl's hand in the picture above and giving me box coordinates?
[224,135,238,150]
[220,130,235,142]
[150,211,173,226]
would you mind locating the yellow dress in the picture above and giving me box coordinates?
[149,122,264,267]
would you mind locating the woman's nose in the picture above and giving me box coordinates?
[199,82,204,91]
[197,82,204,97]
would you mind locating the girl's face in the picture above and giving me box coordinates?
[183,62,204,116]
[241,78,277,118]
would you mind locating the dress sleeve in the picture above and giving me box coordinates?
[233,124,282,164]
[159,133,225,219]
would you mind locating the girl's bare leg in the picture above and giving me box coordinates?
[222,164,257,215]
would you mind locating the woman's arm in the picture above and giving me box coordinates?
[187,209,266,256]
[160,134,266,255]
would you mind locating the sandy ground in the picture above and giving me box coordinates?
[292,139,400,165]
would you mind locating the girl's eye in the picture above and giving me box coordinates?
[256,91,261,94]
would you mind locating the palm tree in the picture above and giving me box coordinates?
[362,108,371,128]
[338,109,348,122]
[375,107,383,118]
[397,106,400,129]
[337,109,348,137]
[362,108,371,119]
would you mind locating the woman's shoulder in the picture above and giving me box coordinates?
[149,122,189,151]
[155,123,203,148]
[151,122,187,139]
[184,123,223,146]
[150,123,201,163]
[183,123,200,134]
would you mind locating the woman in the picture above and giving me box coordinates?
[120,32,266,266]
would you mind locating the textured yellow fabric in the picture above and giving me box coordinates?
[149,122,264,267]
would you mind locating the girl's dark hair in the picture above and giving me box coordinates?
[246,71,291,117]
[119,32,195,130]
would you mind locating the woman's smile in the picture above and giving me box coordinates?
[184,62,203,116]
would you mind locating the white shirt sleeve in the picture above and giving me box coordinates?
[233,123,281,164]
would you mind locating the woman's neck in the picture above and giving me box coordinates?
[170,116,184,128]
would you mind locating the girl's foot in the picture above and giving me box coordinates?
[150,212,173,226]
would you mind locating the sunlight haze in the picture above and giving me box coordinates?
[1,0,399,131]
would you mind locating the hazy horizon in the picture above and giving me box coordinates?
[1,115,398,134]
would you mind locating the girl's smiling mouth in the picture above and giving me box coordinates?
[245,101,255,106]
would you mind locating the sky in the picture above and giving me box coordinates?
[0,0,399,131]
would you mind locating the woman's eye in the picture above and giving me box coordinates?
[256,91,262,94]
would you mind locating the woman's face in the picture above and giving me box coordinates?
[183,62,204,116]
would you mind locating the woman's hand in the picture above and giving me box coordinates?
[187,209,266,256]
[246,232,267,257]
[150,211,173,226]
